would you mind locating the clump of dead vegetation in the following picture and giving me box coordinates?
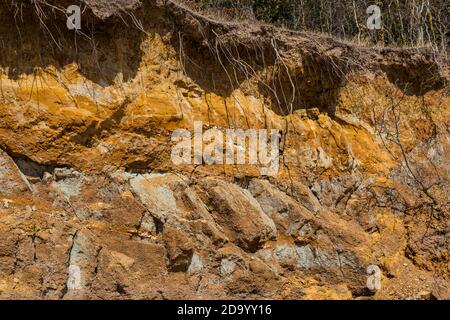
[180,0,449,55]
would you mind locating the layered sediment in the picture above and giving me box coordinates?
[0,0,448,299]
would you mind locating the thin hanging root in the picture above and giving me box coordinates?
[178,32,188,77]
[271,38,296,114]
[0,70,4,100]
[26,68,40,113]
[128,11,149,36]
[211,30,236,92]
[31,0,62,50]
[42,69,79,109]
[205,30,286,116]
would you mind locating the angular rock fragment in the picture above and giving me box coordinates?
[199,178,277,252]
[0,150,32,195]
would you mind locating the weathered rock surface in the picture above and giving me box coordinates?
[199,178,277,252]
[0,0,448,300]
[0,150,32,195]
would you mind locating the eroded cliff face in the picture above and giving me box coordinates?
[0,0,448,300]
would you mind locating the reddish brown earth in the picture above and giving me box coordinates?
[0,0,448,299]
